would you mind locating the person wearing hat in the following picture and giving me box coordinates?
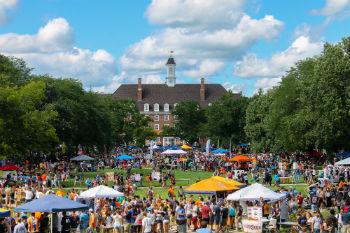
[13,215,27,233]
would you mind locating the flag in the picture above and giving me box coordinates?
[206,139,211,156]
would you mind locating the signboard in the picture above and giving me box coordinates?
[247,207,262,220]
[242,219,262,233]
[106,172,114,182]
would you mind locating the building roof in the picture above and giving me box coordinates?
[166,57,176,65]
[113,84,235,111]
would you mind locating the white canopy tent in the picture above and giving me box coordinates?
[226,183,286,202]
[80,185,124,199]
[335,157,350,166]
[161,149,187,155]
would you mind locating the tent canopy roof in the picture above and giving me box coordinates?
[70,154,94,161]
[115,154,134,160]
[229,155,251,162]
[226,183,286,201]
[14,194,88,213]
[161,149,187,155]
[184,176,240,194]
[335,157,350,166]
[80,185,124,199]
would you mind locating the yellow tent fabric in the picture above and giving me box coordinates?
[181,144,192,150]
[184,176,239,194]
[212,176,244,187]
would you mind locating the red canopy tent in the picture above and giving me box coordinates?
[0,164,21,171]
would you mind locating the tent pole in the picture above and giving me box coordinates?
[51,213,53,233]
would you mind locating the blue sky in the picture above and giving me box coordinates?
[0,0,350,96]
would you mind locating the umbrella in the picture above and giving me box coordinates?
[226,183,286,202]
[229,155,252,162]
[115,154,134,160]
[70,155,94,162]
[0,164,21,171]
[0,208,10,217]
[80,185,124,199]
[14,194,88,213]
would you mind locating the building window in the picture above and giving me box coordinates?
[154,103,159,112]
[154,124,159,130]
[164,103,169,112]
[164,115,170,121]
[154,115,159,121]
[144,103,149,111]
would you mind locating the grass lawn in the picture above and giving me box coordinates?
[2,167,311,198]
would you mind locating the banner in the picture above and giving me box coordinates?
[247,207,262,220]
[206,139,210,156]
[242,219,262,233]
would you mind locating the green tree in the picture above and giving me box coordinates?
[172,100,206,143]
[206,93,249,146]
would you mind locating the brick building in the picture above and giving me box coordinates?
[113,55,234,145]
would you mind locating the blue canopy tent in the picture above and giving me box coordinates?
[115,154,134,160]
[212,148,229,154]
[336,151,350,158]
[14,194,88,213]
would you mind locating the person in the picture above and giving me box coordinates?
[142,211,152,233]
[0,217,9,233]
[79,211,90,233]
[196,221,212,233]
[13,215,28,233]
[61,211,71,233]
[312,212,323,233]
[262,201,269,218]
[88,209,97,233]
[39,213,49,233]
[326,209,338,233]
[112,210,123,233]
[228,203,236,230]
[28,213,38,233]
[341,209,350,233]
[176,204,186,233]
[200,202,210,225]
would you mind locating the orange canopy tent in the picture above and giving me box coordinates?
[229,155,252,162]
[184,176,240,194]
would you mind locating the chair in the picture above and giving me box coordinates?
[266,218,277,233]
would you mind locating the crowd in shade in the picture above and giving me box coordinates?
[0,146,349,233]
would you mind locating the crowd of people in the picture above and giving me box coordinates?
[0,148,349,233]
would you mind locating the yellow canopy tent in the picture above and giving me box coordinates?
[184,176,240,194]
[212,176,244,187]
[181,144,192,150]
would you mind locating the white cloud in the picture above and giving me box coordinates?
[223,81,245,93]
[146,0,244,30]
[121,14,283,78]
[234,35,323,78]
[184,59,225,77]
[311,0,350,17]
[0,18,118,88]
[0,0,17,25]
[254,77,281,92]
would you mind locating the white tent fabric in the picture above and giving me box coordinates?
[226,183,286,202]
[161,149,187,155]
[80,185,124,199]
[335,158,350,166]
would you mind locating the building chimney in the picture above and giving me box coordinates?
[200,77,205,101]
[137,78,142,101]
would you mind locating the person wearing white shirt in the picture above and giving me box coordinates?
[142,212,152,233]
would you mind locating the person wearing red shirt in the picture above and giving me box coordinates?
[201,202,211,224]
